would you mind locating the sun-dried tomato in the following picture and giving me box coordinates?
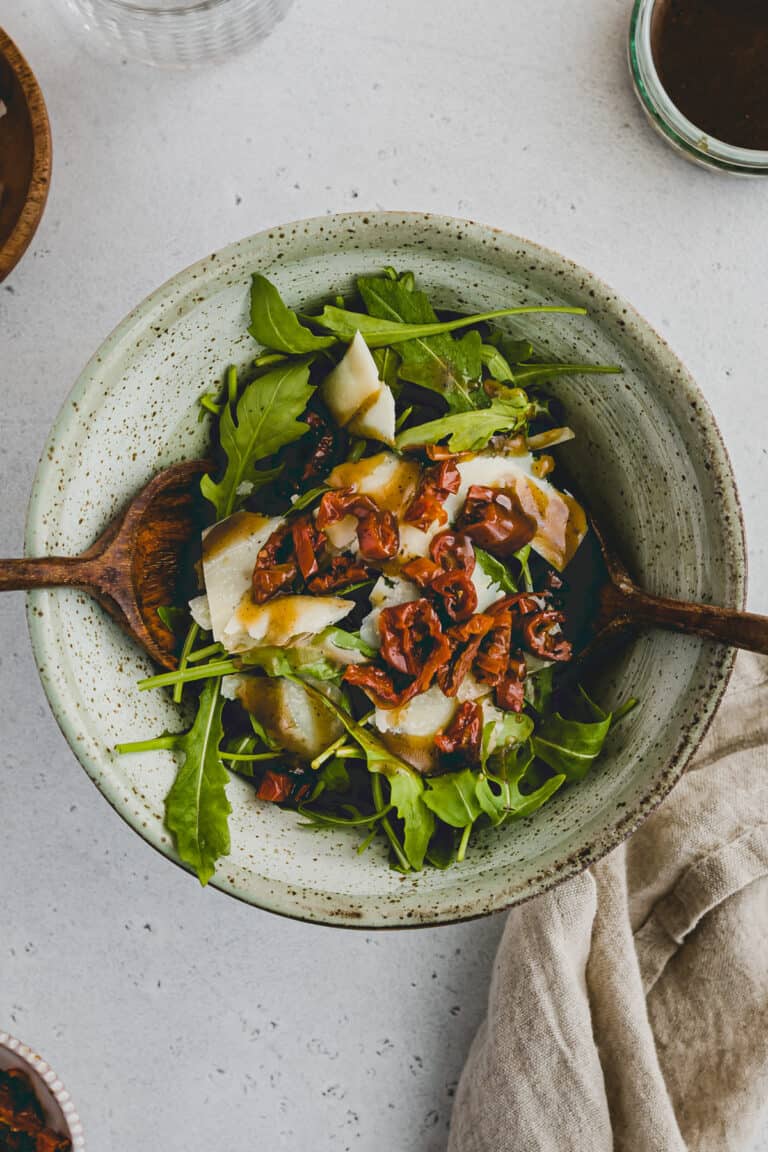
[402,557,443,587]
[486,592,548,617]
[316,489,399,562]
[308,555,371,593]
[345,599,452,707]
[343,663,420,708]
[301,408,344,482]
[291,514,325,581]
[379,599,450,677]
[431,569,478,622]
[437,613,497,697]
[435,700,483,763]
[404,459,461,532]
[459,484,537,556]
[252,561,298,603]
[496,652,527,712]
[521,610,572,662]
[255,520,293,569]
[256,770,294,803]
[475,615,513,685]
[430,530,476,573]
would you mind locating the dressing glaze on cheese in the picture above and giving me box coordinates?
[223,593,354,652]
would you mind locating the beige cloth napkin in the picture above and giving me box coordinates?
[449,651,768,1152]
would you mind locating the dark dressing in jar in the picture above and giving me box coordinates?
[651,0,768,150]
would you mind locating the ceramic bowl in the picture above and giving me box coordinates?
[0,1031,84,1149]
[25,213,745,927]
[0,29,52,281]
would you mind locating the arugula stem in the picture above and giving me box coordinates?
[311,733,348,770]
[186,642,224,664]
[173,622,200,704]
[116,735,178,755]
[220,751,281,762]
[457,822,473,863]
[199,395,222,416]
[372,773,411,872]
[139,659,238,692]
[613,697,639,723]
[226,364,238,407]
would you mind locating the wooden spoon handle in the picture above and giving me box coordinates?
[0,556,95,592]
[609,585,768,655]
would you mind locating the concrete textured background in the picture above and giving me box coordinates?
[1,1,766,1148]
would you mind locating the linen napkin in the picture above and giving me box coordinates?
[449,650,768,1152]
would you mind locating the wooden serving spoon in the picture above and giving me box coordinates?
[0,460,210,670]
[562,508,768,658]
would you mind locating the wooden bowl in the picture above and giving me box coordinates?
[0,29,51,281]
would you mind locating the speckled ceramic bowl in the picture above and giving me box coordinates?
[0,1031,84,1149]
[25,213,745,927]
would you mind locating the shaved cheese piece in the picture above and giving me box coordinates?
[188,594,212,632]
[201,511,281,642]
[223,594,354,653]
[359,574,420,648]
[374,684,458,773]
[321,331,382,426]
[235,675,345,758]
[347,381,396,445]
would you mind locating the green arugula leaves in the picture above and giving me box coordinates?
[473,547,519,594]
[395,395,531,452]
[201,360,314,519]
[249,273,337,354]
[118,679,231,885]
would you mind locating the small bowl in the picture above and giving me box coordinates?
[629,0,768,174]
[0,1031,84,1149]
[25,213,745,927]
[0,29,52,280]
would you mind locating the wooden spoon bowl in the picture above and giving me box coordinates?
[0,29,52,281]
[0,460,210,669]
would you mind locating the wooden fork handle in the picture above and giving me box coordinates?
[0,556,98,592]
[605,583,768,656]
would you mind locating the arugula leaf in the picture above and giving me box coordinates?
[477,738,566,824]
[396,395,531,452]
[515,544,533,591]
[320,627,377,659]
[372,346,402,395]
[241,646,341,682]
[532,710,612,782]
[485,331,534,364]
[118,679,231,885]
[289,484,330,512]
[248,273,336,354]
[358,274,484,412]
[157,605,186,632]
[474,547,518,594]
[525,664,555,714]
[310,303,587,348]
[423,770,483,828]
[480,343,515,382]
[297,680,434,869]
[201,360,314,520]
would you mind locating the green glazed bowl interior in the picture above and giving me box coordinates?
[25,213,745,927]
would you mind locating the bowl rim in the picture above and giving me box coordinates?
[0,1030,85,1149]
[0,28,52,281]
[24,211,746,927]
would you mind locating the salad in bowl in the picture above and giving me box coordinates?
[118,266,635,883]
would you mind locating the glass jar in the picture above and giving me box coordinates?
[629,0,768,175]
[66,0,294,69]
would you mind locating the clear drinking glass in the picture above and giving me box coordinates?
[66,0,294,69]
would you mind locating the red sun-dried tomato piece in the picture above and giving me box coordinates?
[435,700,483,763]
[317,489,400,562]
[301,408,345,482]
[252,561,298,603]
[291,514,325,581]
[404,459,461,532]
[459,484,537,556]
[308,555,371,593]
[343,663,419,708]
[255,520,293,569]
[379,598,450,678]
[496,652,527,712]
[486,592,548,617]
[430,530,476,574]
[402,557,443,587]
[431,569,478,622]
[521,610,572,662]
[437,613,497,697]
[475,615,513,686]
[256,770,294,803]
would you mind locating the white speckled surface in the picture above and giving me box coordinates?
[1,1,766,1148]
